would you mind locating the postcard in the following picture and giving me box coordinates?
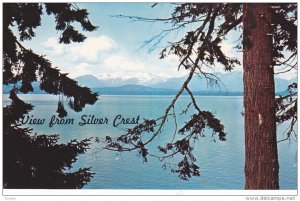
[2,2,298,200]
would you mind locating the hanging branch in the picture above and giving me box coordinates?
[100,4,234,180]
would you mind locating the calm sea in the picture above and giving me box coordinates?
[3,94,297,189]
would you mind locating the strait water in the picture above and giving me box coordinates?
[3,94,297,189]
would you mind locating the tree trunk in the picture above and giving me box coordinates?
[243,4,279,189]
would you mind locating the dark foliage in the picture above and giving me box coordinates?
[270,4,297,66]
[276,83,297,141]
[152,3,243,72]
[178,111,226,141]
[3,3,98,188]
[102,109,227,180]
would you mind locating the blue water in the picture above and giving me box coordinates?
[3,94,297,189]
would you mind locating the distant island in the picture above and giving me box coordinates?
[3,72,295,96]
[3,83,243,96]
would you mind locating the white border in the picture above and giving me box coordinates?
[2,189,298,196]
[1,0,299,198]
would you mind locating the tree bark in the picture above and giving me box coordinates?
[243,4,279,189]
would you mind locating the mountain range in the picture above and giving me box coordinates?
[74,71,295,94]
[3,72,296,95]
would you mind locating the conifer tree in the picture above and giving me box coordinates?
[3,3,98,188]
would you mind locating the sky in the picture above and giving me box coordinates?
[19,3,296,80]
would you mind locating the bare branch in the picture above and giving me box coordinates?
[185,86,201,113]
[171,106,178,143]
[111,14,175,23]
[143,64,198,146]
[277,116,297,143]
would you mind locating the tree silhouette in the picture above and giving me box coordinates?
[101,3,297,189]
[3,3,98,188]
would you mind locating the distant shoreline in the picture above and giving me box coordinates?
[2,91,244,96]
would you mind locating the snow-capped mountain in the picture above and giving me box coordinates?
[3,72,296,95]
[75,71,295,93]
[151,71,294,92]
[76,73,168,87]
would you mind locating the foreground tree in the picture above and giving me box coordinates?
[3,3,98,188]
[102,3,297,189]
[243,4,279,189]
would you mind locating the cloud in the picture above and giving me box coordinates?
[220,42,234,57]
[41,35,191,80]
[42,37,65,56]
[68,63,91,78]
[70,36,117,62]
[164,54,179,66]
[103,55,144,71]
[220,41,242,61]
[43,35,117,63]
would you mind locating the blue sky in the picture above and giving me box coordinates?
[19,3,295,80]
